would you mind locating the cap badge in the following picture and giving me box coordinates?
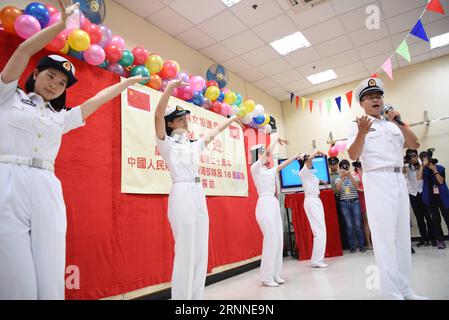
[176,106,183,111]
[63,62,72,72]
[368,79,376,87]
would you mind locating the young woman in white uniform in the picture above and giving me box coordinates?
[250,136,300,287]
[0,0,147,300]
[154,79,240,300]
[298,150,329,268]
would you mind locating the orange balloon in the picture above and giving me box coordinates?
[0,6,22,34]
[145,74,162,90]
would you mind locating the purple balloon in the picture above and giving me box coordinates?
[176,72,189,83]
[98,24,113,48]
[107,62,125,76]
[110,35,126,50]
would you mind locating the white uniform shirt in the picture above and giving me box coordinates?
[347,116,405,172]
[0,76,85,163]
[156,134,205,181]
[405,165,423,196]
[299,165,320,197]
[250,159,278,196]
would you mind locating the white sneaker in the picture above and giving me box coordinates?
[311,263,328,268]
[262,281,279,287]
[404,294,429,300]
[274,278,286,284]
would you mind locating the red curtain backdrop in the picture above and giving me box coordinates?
[0,31,266,300]
[284,190,343,261]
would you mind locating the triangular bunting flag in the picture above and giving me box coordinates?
[427,0,445,15]
[396,40,411,63]
[382,58,394,80]
[319,101,323,114]
[309,100,314,113]
[290,93,294,105]
[411,19,429,42]
[345,91,353,108]
[326,99,332,114]
[335,96,342,112]
[301,97,307,112]
[295,96,300,110]
[371,73,378,78]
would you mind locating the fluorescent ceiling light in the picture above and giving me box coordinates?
[307,70,338,85]
[430,32,449,50]
[221,0,242,7]
[270,31,312,56]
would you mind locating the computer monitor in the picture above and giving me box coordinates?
[278,156,331,193]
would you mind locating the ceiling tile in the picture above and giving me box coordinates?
[398,52,430,67]
[348,20,390,46]
[169,0,226,24]
[256,59,292,77]
[314,35,355,58]
[356,37,393,59]
[340,70,371,84]
[200,43,236,62]
[230,0,283,28]
[287,2,337,30]
[283,79,313,92]
[221,30,265,55]
[221,57,252,73]
[147,6,193,35]
[114,0,166,18]
[297,49,360,77]
[315,79,344,92]
[385,8,424,35]
[302,18,346,45]
[380,0,426,19]
[241,45,281,67]
[283,46,321,68]
[270,69,302,85]
[428,17,449,38]
[253,14,298,43]
[175,28,216,50]
[237,68,267,82]
[198,11,248,42]
[266,86,290,97]
[339,1,379,33]
[334,61,367,77]
[252,78,279,90]
[330,0,379,14]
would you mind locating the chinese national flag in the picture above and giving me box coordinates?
[229,125,241,139]
[127,88,151,111]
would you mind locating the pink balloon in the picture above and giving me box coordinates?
[47,12,61,27]
[189,75,206,92]
[110,35,126,50]
[220,103,232,116]
[177,86,194,101]
[132,47,149,66]
[15,15,41,39]
[83,44,106,66]
[334,141,347,152]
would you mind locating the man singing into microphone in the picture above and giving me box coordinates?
[347,78,427,300]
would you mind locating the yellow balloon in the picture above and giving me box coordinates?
[205,86,220,101]
[146,55,164,74]
[68,29,90,52]
[242,99,255,113]
[261,114,270,126]
[224,91,237,105]
[237,106,248,118]
[60,41,69,54]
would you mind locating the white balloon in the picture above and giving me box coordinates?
[255,104,265,115]
[242,114,253,125]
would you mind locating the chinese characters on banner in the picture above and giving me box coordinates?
[121,79,249,197]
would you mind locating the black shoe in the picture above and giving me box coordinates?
[350,249,356,253]
[411,247,416,254]
[424,241,431,247]
[360,248,366,253]
[431,241,438,247]
[416,241,426,247]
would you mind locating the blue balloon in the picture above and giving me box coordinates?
[235,93,243,106]
[253,114,265,125]
[217,91,225,102]
[192,91,205,106]
[25,2,50,28]
[68,48,84,61]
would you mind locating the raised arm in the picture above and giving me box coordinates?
[258,134,289,163]
[277,151,299,173]
[202,115,239,146]
[1,1,78,84]
[80,76,148,121]
[304,150,325,169]
[154,79,188,140]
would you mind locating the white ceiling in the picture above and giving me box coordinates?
[113,0,449,102]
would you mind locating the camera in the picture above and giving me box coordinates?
[341,163,349,171]
[426,148,438,165]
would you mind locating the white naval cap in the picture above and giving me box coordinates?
[355,78,385,103]
[164,105,191,120]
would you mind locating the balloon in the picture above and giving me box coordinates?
[80,13,91,29]
[132,47,149,66]
[45,33,66,52]
[83,23,102,44]
[202,98,212,110]
[334,141,347,153]
[110,35,125,50]
[60,41,69,54]
[160,79,169,92]
[206,80,218,88]
[83,44,106,65]
[189,76,206,92]
[119,49,134,67]
[234,93,243,106]
[24,2,50,28]
[241,114,253,125]
[328,146,339,157]
[216,91,225,102]
[59,28,71,37]
[68,29,90,51]
[230,105,239,116]
[204,86,220,101]
[176,86,194,101]
[107,62,124,76]
[97,24,112,47]
[254,104,264,115]
[176,72,189,83]
[104,44,123,63]
[145,74,162,90]
[0,6,22,34]
[261,114,270,127]
[98,60,108,69]
[237,106,248,118]
[146,54,164,74]
[253,114,265,125]
[159,60,179,79]
[191,91,205,106]
[68,48,84,61]
[130,65,150,84]
[44,4,58,17]
[220,103,232,116]
[242,99,256,113]
[47,11,61,27]
[224,91,237,105]
[15,15,42,39]
[210,101,222,114]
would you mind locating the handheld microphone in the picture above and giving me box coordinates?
[383,104,405,126]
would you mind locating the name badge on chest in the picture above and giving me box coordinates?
[21,98,37,107]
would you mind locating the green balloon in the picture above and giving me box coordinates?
[130,65,150,84]
[119,50,134,67]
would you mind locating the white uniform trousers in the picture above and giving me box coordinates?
[303,196,327,265]
[255,194,283,283]
[168,182,209,300]
[0,164,67,300]
[363,172,412,300]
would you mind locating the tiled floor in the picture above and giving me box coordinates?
[203,245,449,300]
